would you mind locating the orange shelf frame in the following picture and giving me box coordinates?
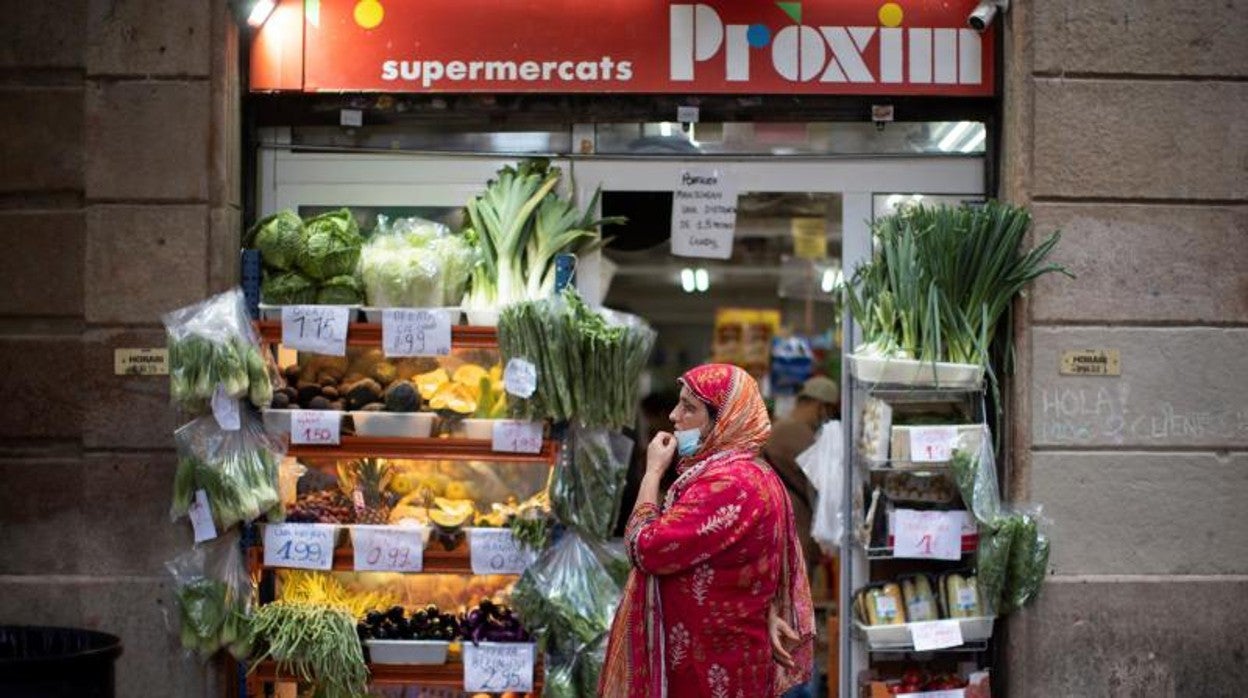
[285,435,558,462]
[255,321,499,349]
[249,536,489,576]
[248,659,544,691]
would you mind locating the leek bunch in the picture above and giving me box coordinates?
[461,160,622,313]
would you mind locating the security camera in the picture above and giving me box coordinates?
[967,0,1009,32]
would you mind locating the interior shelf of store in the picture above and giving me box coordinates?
[249,660,545,690]
[255,321,499,349]
[286,436,558,462]
[855,617,994,653]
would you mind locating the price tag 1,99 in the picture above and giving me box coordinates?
[463,642,536,693]
[467,528,537,575]
[893,509,963,561]
[263,523,336,570]
[491,420,543,454]
[350,526,426,573]
[281,305,350,356]
[909,425,958,462]
[381,309,452,357]
[909,619,965,652]
[291,410,342,445]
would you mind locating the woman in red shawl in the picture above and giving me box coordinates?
[601,364,816,697]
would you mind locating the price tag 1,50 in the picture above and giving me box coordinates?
[381,309,452,358]
[893,509,963,561]
[491,420,543,454]
[281,305,350,356]
[350,526,426,573]
[909,425,958,462]
[263,523,336,570]
[467,528,537,575]
[909,619,965,652]
[291,410,342,445]
[463,642,536,693]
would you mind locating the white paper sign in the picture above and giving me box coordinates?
[188,490,218,543]
[263,523,336,570]
[351,526,425,572]
[468,528,538,575]
[381,309,452,357]
[671,169,737,260]
[503,358,537,398]
[211,383,241,431]
[281,305,350,356]
[462,642,536,693]
[908,619,965,652]
[491,420,543,454]
[291,410,342,445]
[893,509,963,560]
[909,426,958,462]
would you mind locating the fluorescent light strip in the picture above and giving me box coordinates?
[959,128,987,153]
[937,121,973,152]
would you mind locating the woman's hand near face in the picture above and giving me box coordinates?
[646,432,677,478]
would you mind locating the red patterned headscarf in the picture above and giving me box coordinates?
[677,363,771,469]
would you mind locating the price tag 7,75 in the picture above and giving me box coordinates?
[467,528,537,575]
[381,309,452,357]
[291,410,342,445]
[491,420,543,454]
[462,642,536,693]
[281,305,350,356]
[350,526,426,573]
[263,523,336,570]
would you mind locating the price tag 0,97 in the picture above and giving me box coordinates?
[468,528,537,575]
[351,526,425,572]
[263,523,336,570]
[291,410,342,445]
[491,420,543,454]
[893,509,963,561]
[381,309,452,358]
[463,642,536,693]
[281,305,350,356]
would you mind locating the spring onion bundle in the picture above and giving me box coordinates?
[171,413,284,531]
[498,288,656,429]
[247,601,369,698]
[167,535,253,660]
[163,288,273,413]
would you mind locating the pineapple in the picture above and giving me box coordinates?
[337,458,393,524]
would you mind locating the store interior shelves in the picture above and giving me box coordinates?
[248,660,545,690]
[286,436,558,462]
[255,321,499,349]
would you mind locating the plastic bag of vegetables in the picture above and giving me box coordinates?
[358,215,477,308]
[171,410,285,532]
[163,288,273,414]
[166,531,253,660]
[552,427,633,539]
[949,427,1002,527]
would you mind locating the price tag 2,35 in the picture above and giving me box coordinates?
[468,528,537,575]
[893,509,963,561]
[281,305,350,356]
[463,642,536,693]
[291,410,342,445]
[350,526,426,572]
[381,309,452,358]
[263,523,336,570]
[491,420,543,454]
[909,425,958,462]
[909,619,965,652]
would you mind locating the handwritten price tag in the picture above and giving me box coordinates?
[503,358,537,398]
[491,420,543,454]
[263,523,336,570]
[468,528,537,575]
[211,384,241,431]
[463,642,536,693]
[381,309,452,357]
[281,305,350,356]
[909,426,958,462]
[291,410,342,445]
[188,489,218,543]
[893,509,963,561]
[350,526,426,572]
[909,619,965,652]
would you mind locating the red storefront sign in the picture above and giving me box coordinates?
[251,0,994,96]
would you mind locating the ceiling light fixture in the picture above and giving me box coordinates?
[937,121,973,152]
[680,268,696,293]
[694,268,710,292]
[959,128,987,153]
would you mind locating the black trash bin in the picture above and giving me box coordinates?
[0,626,123,698]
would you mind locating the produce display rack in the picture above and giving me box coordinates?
[286,436,558,463]
[250,658,546,690]
[255,320,500,349]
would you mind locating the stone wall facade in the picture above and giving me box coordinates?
[1002,1,1248,696]
[0,1,238,695]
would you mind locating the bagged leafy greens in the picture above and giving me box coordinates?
[167,531,253,660]
[949,427,1001,527]
[171,410,285,531]
[358,215,477,308]
[163,288,273,413]
[553,427,633,539]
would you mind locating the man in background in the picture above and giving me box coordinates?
[763,375,840,576]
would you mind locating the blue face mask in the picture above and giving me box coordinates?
[675,428,703,457]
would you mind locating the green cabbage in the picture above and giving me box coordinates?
[358,216,477,307]
[261,271,317,305]
[298,208,363,280]
[316,275,364,305]
[252,210,305,271]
